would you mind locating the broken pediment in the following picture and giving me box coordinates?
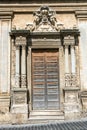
[26,6,64,32]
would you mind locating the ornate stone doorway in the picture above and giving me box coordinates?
[32,49,60,110]
[10,5,80,122]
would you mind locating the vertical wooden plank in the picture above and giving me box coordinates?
[32,50,45,110]
[45,50,59,109]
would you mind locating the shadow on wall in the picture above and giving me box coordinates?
[0,0,87,4]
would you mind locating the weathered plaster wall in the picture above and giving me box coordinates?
[12,13,76,29]
[12,14,34,29]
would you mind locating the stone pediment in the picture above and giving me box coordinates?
[26,6,63,32]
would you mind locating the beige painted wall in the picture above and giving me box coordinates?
[12,13,76,29]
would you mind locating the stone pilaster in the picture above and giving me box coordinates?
[63,34,80,120]
[59,46,65,110]
[11,38,16,88]
[11,35,28,124]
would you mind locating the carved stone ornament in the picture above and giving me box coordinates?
[64,36,75,46]
[15,36,26,46]
[65,73,77,87]
[26,6,63,32]
[21,74,27,87]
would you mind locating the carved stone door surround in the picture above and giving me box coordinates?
[9,6,80,121]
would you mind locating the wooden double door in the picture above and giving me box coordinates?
[32,49,60,110]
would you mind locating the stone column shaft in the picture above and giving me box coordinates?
[71,46,76,73]
[21,45,26,88]
[65,46,69,73]
[15,46,20,87]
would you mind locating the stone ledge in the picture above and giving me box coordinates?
[80,91,87,97]
[63,87,80,91]
[12,87,27,92]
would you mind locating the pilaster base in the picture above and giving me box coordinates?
[11,104,28,124]
[64,102,81,120]
[64,87,81,120]
[0,95,11,124]
[11,88,28,124]
[0,95,10,113]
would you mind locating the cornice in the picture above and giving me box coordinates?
[75,10,87,18]
[0,3,87,13]
[0,3,87,7]
[0,11,13,19]
[0,11,13,15]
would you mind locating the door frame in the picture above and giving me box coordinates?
[27,46,64,112]
[31,48,60,110]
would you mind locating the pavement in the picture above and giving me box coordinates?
[0,119,87,130]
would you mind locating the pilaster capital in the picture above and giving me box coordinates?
[63,35,75,46]
[15,36,26,46]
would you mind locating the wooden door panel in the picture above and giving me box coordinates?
[32,49,60,110]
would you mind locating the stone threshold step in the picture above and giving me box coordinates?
[29,115,64,120]
[30,110,64,116]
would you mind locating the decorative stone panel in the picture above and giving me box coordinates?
[64,88,81,120]
[65,73,77,87]
[11,88,28,124]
